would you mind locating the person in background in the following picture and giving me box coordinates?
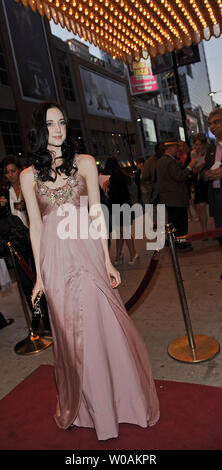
[191,133,209,234]
[0,258,12,291]
[177,140,191,168]
[135,157,145,204]
[0,155,29,227]
[0,156,50,330]
[177,140,198,223]
[103,156,139,265]
[141,143,165,205]
[156,139,196,250]
[202,107,222,246]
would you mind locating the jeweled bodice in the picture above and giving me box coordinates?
[34,167,88,217]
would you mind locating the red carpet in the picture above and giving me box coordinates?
[0,365,222,450]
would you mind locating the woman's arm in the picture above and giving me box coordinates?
[77,155,121,288]
[20,167,44,303]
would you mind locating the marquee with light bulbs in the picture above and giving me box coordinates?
[14,0,222,63]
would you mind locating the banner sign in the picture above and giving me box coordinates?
[2,0,57,102]
[80,66,131,120]
[128,58,158,95]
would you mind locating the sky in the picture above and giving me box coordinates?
[204,35,222,106]
[50,22,222,106]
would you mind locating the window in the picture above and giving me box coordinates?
[179,127,185,141]
[0,120,23,155]
[186,65,193,79]
[0,38,9,86]
[179,73,190,104]
[56,49,75,101]
[69,119,85,153]
[142,118,157,143]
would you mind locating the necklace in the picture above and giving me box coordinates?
[34,169,79,208]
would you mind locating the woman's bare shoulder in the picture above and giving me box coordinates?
[76,154,96,164]
[76,154,97,175]
[20,166,35,184]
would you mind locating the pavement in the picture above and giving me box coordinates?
[1,215,222,401]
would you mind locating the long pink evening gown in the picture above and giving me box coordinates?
[34,165,160,440]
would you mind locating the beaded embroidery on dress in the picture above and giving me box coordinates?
[34,165,78,207]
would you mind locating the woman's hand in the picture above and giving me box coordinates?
[31,278,44,306]
[205,167,222,180]
[105,258,121,289]
[0,196,7,206]
[15,200,26,212]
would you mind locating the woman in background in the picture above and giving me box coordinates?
[103,156,139,265]
[0,155,28,227]
[191,133,209,233]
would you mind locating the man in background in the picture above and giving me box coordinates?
[202,107,222,245]
[156,139,196,250]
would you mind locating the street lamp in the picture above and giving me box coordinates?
[208,90,222,97]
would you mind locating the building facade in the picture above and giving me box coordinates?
[0,0,214,167]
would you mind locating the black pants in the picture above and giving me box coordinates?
[166,206,188,237]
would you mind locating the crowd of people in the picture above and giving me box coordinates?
[134,108,222,251]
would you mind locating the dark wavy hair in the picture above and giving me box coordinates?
[29,101,78,182]
[2,154,23,172]
[192,132,208,145]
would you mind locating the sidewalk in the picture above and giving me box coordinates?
[1,217,222,400]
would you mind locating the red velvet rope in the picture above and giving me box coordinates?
[177,227,222,243]
[125,251,159,314]
[7,243,36,284]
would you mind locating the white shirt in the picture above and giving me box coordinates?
[9,186,29,228]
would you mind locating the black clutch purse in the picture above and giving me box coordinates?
[31,292,44,331]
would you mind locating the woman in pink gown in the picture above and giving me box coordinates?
[21,102,159,441]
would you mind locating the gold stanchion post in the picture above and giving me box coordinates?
[8,243,52,355]
[166,224,220,363]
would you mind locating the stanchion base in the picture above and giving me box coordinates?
[15,332,53,355]
[168,334,220,363]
